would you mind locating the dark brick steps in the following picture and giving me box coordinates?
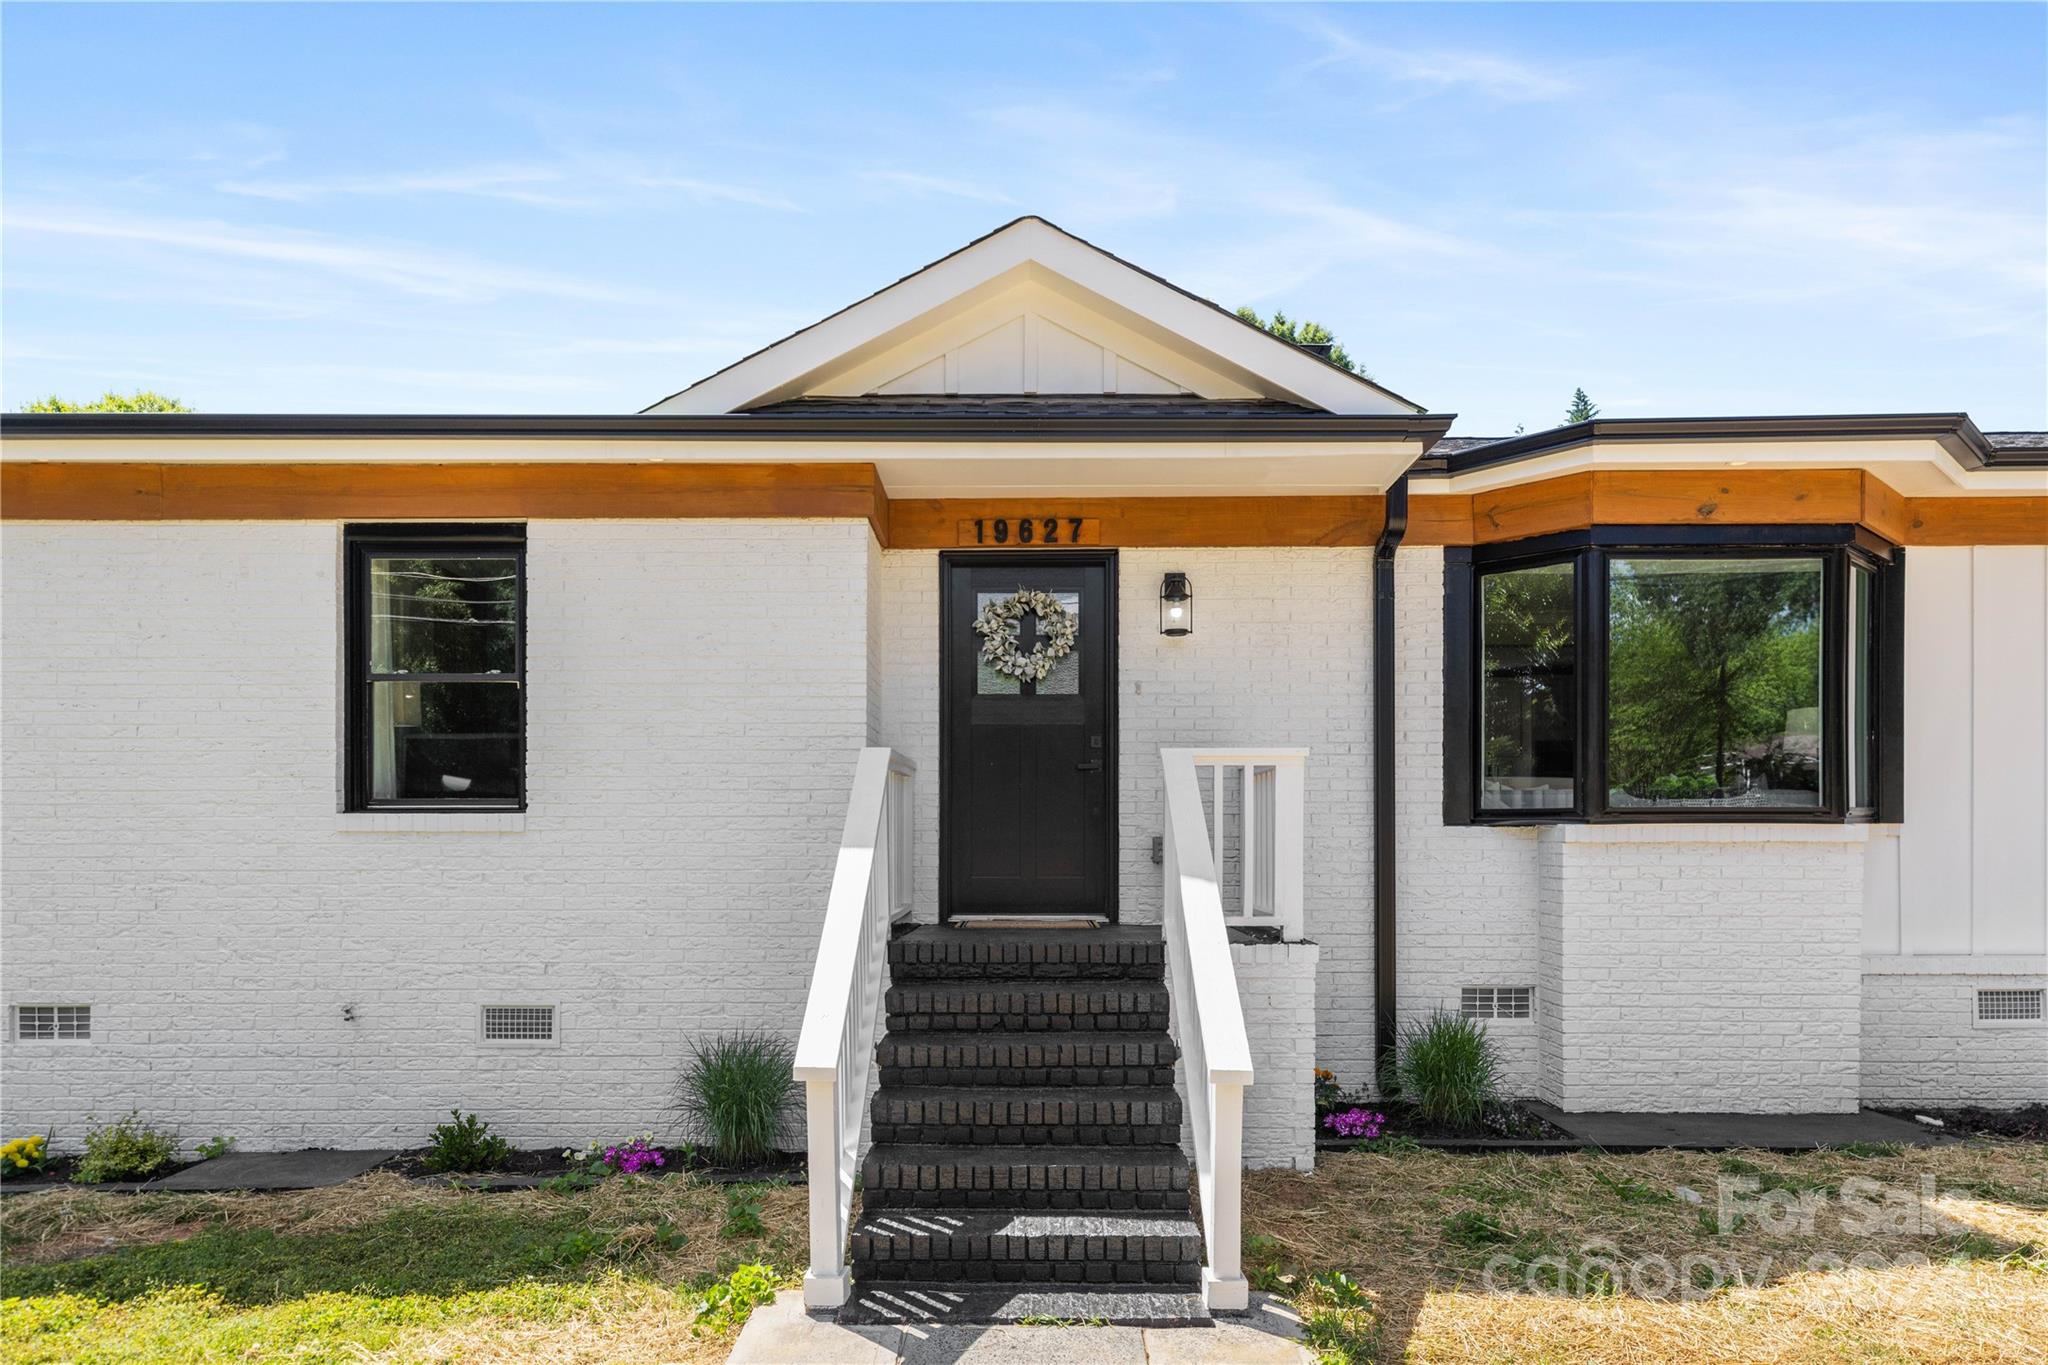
[850,1208,1202,1284]
[851,924,1204,1327]
[875,1031,1180,1088]
[871,1086,1183,1146]
[838,1282,1211,1327]
[860,1143,1192,1210]
[884,983,1171,1033]
[888,925,1167,981]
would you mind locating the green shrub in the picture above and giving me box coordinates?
[676,1031,794,1166]
[1384,1010,1500,1133]
[422,1110,510,1173]
[73,1113,179,1183]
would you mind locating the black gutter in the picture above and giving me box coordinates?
[1372,475,1408,1082]
[0,411,1456,445]
[1440,413,2008,473]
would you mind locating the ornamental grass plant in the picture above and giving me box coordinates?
[675,1031,795,1167]
[1384,1010,1501,1133]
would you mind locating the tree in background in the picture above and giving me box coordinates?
[22,390,191,413]
[1563,388,1599,424]
[1234,307,1365,377]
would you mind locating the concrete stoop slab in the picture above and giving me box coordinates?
[729,1291,1313,1364]
[1527,1105,1954,1151]
[145,1149,397,1191]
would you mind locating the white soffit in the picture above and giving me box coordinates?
[1429,440,2048,498]
[645,218,1422,416]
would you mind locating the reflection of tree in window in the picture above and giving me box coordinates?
[1480,564,1575,809]
[1607,558,1821,807]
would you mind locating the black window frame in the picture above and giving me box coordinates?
[344,524,528,813]
[1444,524,1903,826]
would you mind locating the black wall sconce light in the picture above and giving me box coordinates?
[1160,572,1193,636]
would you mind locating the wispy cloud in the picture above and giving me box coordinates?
[215,158,803,212]
[859,169,1019,207]
[1292,15,1576,102]
[217,164,588,208]
[4,207,652,304]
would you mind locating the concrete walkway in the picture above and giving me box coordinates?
[145,1149,396,1191]
[1530,1105,1950,1151]
[730,1291,1313,1364]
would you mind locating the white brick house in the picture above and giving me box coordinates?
[3,216,2044,1170]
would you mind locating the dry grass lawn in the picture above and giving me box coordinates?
[1,1143,2042,1362]
[1247,1141,2048,1363]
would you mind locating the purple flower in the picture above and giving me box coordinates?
[1322,1108,1387,1140]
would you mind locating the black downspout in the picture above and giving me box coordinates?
[1372,477,1408,1083]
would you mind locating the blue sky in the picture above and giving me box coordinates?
[4,3,2042,434]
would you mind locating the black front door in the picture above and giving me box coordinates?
[941,552,1117,919]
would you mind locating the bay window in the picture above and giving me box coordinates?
[345,525,526,810]
[1446,528,1901,824]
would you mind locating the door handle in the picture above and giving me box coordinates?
[1075,760,1103,772]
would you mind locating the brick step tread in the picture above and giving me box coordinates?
[885,984,1170,1033]
[889,927,1165,981]
[861,1144,1192,1210]
[875,1030,1180,1089]
[871,1086,1184,1146]
[838,1282,1211,1327]
[851,1208,1201,1283]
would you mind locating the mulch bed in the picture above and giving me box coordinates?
[1317,1098,1573,1146]
[0,1155,197,1191]
[375,1146,804,1184]
[1877,1103,2048,1142]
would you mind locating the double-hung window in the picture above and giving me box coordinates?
[345,525,526,810]
[1448,527,1900,824]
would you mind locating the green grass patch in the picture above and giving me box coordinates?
[0,1201,609,1305]
[1588,1168,1677,1206]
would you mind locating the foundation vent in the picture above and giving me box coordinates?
[16,1005,91,1041]
[481,1005,556,1043]
[1460,986,1533,1020]
[1976,988,2044,1024]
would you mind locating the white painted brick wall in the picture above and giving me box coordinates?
[1860,972,2048,1106]
[1230,940,1320,1170]
[1538,825,1868,1113]
[1,519,873,1152]
[1392,547,1543,1095]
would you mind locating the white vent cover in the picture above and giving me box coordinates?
[17,1005,91,1041]
[481,1005,555,1042]
[1976,988,2044,1024]
[1460,986,1533,1020]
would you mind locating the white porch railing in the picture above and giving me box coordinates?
[1191,747,1307,941]
[1160,746,1306,1313]
[794,746,914,1309]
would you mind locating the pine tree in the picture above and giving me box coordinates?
[1564,388,1599,424]
[1235,306,1366,377]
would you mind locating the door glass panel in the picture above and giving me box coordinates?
[974,590,1081,694]
[1038,592,1083,695]
[974,592,1022,694]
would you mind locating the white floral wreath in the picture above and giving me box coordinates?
[973,588,1078,684]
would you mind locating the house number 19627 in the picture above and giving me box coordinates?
[957,517,1101,546]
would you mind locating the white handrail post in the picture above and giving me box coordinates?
[1205,1080,1249,1311]
[803,1077,849,1307]
[1275,757,1306,942]
[795,746,917,1312]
